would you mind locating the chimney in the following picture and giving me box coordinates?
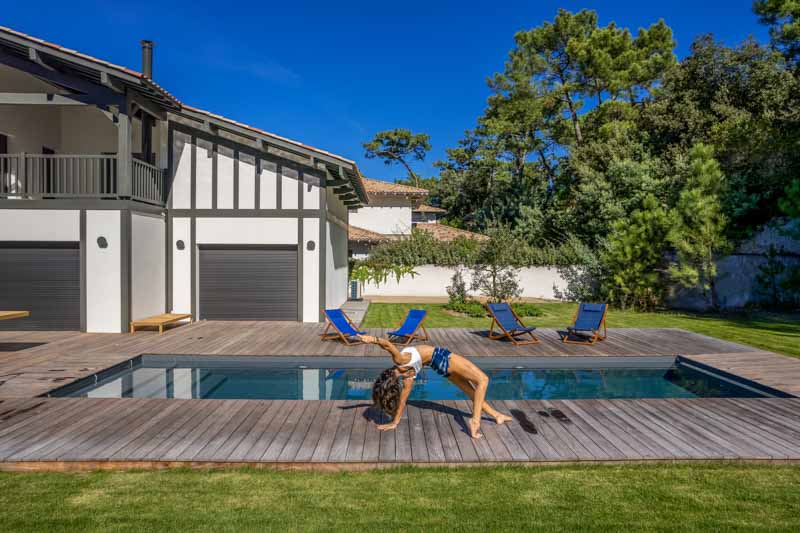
[140,40,154,79]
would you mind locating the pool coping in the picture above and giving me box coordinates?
[43,353,794,400]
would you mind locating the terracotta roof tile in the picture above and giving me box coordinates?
[0,26,181,105]
[363,177,429,196]
[414,204,447,213]
[348,225,398,244]
[415,223,488,242]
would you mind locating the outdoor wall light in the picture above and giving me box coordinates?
[306,240,316,251]
[176,240,185,250]
[96,236,108,249]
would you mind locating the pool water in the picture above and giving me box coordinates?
[50,355,776,401]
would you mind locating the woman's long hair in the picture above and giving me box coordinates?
[372,368,403,417]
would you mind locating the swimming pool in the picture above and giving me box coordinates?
[48,355,787,400]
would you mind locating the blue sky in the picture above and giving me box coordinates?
[5,1,769,181]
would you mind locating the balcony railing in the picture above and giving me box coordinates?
[131,158,166,206]
[0,153,165,205]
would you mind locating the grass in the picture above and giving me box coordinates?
[362,302,800,358]
[4,303,798,530]
[1,464,799,532]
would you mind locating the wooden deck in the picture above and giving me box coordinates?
[0,321,799,469]
[1,322,799,397]
[0,396,798,470]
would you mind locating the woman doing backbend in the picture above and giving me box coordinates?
[359,335,511,439]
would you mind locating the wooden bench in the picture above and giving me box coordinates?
[0,311,30,321]
[130,313,192,334]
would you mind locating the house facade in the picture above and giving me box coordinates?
[348,177,482,258]
[0,27,366,332]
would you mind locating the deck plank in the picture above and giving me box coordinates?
[1,322,800,467]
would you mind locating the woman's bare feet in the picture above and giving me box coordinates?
[494,413,513,425]
[468,418,483,439]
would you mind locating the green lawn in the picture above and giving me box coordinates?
[362,302,800,358]
[3,304,798,530]
[1,464,799,532]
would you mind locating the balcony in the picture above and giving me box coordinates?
[0,153,165,206]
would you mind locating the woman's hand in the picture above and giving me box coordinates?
[377,421,399,431]
[358,334,378,344]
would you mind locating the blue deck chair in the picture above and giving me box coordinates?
[561,303,608,345]
[321,309,366,345]
[486,302,539,345]
[387,309,429,346]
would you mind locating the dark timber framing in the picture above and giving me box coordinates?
[318,184,327,322]
[297,170,304,322]
[164,121,336,323]
[120,210,132,333]
[0,27,364,331]
[79,210,87,332]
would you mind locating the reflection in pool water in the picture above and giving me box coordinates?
[57,362,766,400]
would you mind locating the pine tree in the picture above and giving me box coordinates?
[668,144,731,309]
[602,194,671,309]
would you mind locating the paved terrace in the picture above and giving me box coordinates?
[0,322,799,470]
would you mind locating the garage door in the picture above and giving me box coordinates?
[0,243,81,330]
[199,246,298,321]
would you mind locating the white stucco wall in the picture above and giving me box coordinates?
[302,173,320,210]
[171,133,192,209]
[0,209,79,241]
[349,205,412,235]
[195,141,213,209]
[326,221,349,309]
[303,217,319,322]
[85,210,122,332]
[259,161,278,209]
[168,134,313,213]
[216,148,234,209]
[362,265,568,300]
[195,218,297,245]
[0,63,60,93]
[238,157,256,209]
[171,217,191,314]
[0,105,61,153]
[58,106,118,153]
[281,167,299,209]
[131,213,165,321]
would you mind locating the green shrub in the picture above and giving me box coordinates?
[511,302,543,317]
[443,300,543,318]
[366,227,592,268]
[443,300,487,317]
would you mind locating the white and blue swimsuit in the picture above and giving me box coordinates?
[400,346,452,378]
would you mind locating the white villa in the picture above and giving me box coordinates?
[348,177,482,258]
[0,27,367,332]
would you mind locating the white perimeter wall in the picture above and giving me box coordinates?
[86,210,121,333]
[349,205,412,235]
[131,213,165,321]
[362,265,568,300]
[326,222,349,309]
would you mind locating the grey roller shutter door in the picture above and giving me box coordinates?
[199,247,298,321]
[0,244,81,330]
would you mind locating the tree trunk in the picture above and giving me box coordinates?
[564,93,583,146]
[556,69,583,146]
[709,275,719,310]
[376,151,419,187]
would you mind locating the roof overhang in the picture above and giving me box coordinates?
[175,106,368,207]
[0,26,369,207]
[0,26,180,112]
